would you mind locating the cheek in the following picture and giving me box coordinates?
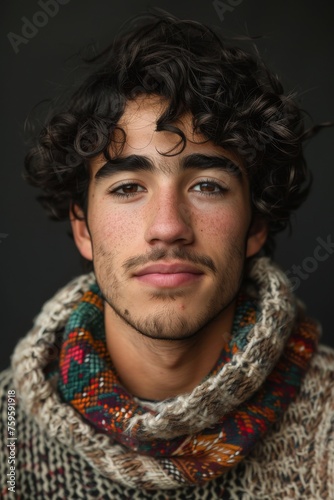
[89,202,142,253]
[196,202,250,245]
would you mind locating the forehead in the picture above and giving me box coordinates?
[118,94,166,132]
[90,95,242,175]
[116,95,218,154]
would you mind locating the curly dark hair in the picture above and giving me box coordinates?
[24,9,324,260]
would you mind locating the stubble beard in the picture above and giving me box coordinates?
[94,245,245,341]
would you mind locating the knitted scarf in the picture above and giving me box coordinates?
[54,257,319,488]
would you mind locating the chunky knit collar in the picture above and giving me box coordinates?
[11,257,320,490]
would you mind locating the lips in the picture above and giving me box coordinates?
[133,262,204,288]
[134,263,203,276]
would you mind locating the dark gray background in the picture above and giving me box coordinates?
[1,0,333,371]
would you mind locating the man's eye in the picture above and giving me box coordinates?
[111,183,146,197]
[191,181,226,195]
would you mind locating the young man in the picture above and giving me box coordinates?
[1,11,333,499]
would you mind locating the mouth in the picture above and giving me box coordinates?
[133,262,205,288]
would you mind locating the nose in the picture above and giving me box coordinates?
[144,188,195,246]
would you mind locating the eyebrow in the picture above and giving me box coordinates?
[94,153,242,181]
[95,155,155,180]
[183,154,241,177]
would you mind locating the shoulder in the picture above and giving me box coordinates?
[277,343,334,444]
[309,343,334,368]
[301,343,334,400]
[284,343,334,448]
[229,344,334,499]
[290,343,334,439]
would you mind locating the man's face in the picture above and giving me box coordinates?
[72,95,266,340]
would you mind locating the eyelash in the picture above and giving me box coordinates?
[109,179,228,198]
[109,182,146,198]
[191,179,228,196]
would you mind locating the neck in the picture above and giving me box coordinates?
[104,302,235,401]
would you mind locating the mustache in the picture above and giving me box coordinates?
[122,247,217,274]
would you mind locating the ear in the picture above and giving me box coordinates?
[246,216,268,258]
[70,204,93,261]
